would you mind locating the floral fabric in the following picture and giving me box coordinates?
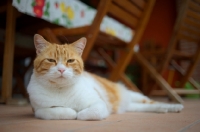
[13,0,134,42]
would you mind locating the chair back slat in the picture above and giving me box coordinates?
[113,0,142,18]
[178,32,200,42]
[189,0,200,12]
[176,0,200,44]
[108,3,139,28]
[186,10,200,21]
[130,0,146,10]
[108,0,148,29]
[180,25,200,37]
[184,18,200,30]
[193,0,200,4]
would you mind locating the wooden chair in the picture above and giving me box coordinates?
[135,0,200,104]
[39,0,156,92]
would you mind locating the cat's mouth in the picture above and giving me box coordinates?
[58,75,65,79]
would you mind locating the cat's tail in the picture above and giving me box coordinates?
[128,91,184,113]
[127,102,184,113]
[117,83,184,113]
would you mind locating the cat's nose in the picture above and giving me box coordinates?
[58,69,65,74]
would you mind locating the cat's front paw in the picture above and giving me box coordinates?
[77,108,103,121]
[60,108,77,120]
[35,107,77,120]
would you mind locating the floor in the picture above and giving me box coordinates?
[0,98,200,132]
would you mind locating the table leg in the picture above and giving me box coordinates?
[1,1,28,105]
[1,0,16,103]
[1,1,16,103]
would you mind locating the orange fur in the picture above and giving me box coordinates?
[142,99,146,103]
[142,99,156,104]
[91,73,120,113]
[29,35,184,120]
[34,42,84,76]
[34,35,121,113]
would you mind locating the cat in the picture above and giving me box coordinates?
[27,34,184,120]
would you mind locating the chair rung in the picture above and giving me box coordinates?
[150,90,167,96]
[174,89,200,94]
[140,49,165,56]
[151,89,200,95]
[173,50,194,58]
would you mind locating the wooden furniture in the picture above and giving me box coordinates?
[135,0,200,104]
[1,0,16,103]
[0,0,40,105]
[39,0,156,92]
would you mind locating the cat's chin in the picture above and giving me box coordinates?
[51,77,68,83]
[48,76,77,86]
[57,76,65,79]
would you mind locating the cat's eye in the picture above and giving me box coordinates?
[67,59,75,63]
[47,58,56,63]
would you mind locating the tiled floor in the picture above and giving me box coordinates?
[0,98,200,132]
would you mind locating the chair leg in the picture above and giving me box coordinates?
[82,0,112,61]
[97,48,141,92]
[109,49,134,82]
[159,38,178,74]
[171,60,200,90]
[180,47,200,87]
[135,52,183,104]
[150,39,179,93]
[108,0,156,83]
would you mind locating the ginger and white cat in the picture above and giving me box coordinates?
[27,34,183,120]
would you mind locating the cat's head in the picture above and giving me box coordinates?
[33,34,86,86]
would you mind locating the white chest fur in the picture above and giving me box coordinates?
[27,72,107,112]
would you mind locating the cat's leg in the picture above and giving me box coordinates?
[77,102,109,120]
[35,107,77,120]
[153,102,184,112]
[129,91,154,103]
[127,102,183,113]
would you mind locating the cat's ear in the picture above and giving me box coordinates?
[72,37,87,56]
[34,34,49,55]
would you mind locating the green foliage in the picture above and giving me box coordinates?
[44,2,50,17]
[17,0,21,4]
[62,14,72,27]
[184,82,200,98]
[31,1,36,7]
[53,18,60,25]
[125,64,141,87]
